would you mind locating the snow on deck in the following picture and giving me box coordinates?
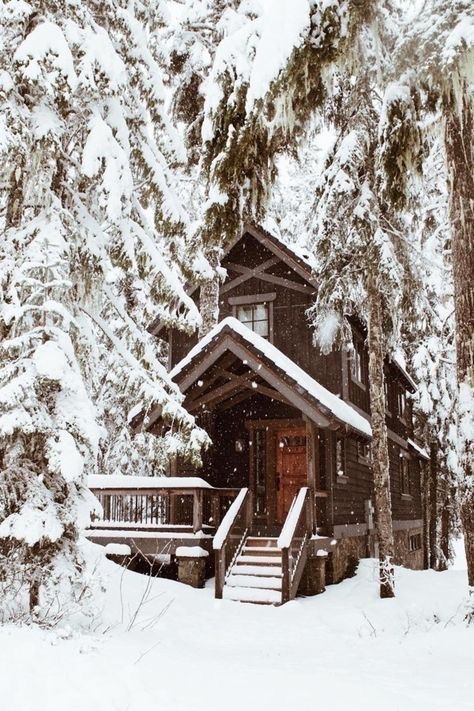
[171,317,372,438]
[88,474,213,489]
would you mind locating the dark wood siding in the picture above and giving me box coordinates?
[332,437,373,527]
[389,441,422,520]
[169,233,343,394]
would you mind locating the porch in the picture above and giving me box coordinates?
[86,474,333,604]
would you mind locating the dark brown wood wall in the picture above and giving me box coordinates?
[389,442,423,520]
[332,437,373,527]
[170,234,342,396]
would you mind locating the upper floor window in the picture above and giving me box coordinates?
[350,340,367,387]
[400,455,410,495]
[236,302,269,338]
[397,388,407,422]
[384,378,391,414]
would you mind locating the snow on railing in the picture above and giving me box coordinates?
[277,487,309,549]
[213,487,248,550]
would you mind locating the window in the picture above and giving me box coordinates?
[350,341,366,387]
[357,441,371,463]
[336,436,346,480]
[409,533,422,551]
[397,387,407,421]
[253,429,267,515]
[384,378,391,414]
[236,302,270,338]
[400,455,410,495]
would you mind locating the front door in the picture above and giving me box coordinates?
[276,428,307,523]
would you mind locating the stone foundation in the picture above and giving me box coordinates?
[326,535,367,584]
[176,547,209,588]
[326,526,425,585]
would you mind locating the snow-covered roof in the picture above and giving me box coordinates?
[88,475,213,489]
[249,221,318,272]
[407,438,429,461]
[392,354,417,393]
[171,317,372,438]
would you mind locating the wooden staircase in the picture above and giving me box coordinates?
[214,487,313,606]
[223,536,282,604]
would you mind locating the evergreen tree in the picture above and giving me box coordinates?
[0,1,206,617]
[406,141,458,571]
[389,1,473,590]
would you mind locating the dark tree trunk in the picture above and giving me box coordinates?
[367,269,395,598]
[444,91,474,589]
[6,155,25,228]
[29,579,40,613]
[421,458,430,570]
[429,440,440,569]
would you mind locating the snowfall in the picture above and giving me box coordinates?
[1,539,472,711]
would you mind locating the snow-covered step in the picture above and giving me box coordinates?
[236,554,282,565]
[227,575,282,590]
[245,537,279,548]
[232,564,283,577]
[223,585,281,604]
[241,546,281,555]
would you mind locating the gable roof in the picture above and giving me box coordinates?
[170,317,372,439]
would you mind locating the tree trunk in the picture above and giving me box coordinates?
[367,270,395,598]
[428,440,441,569]
[421,457,430,570]
[444,91,474,589]
[29,579,40,613]
[198,245,221,338]
[198,277,220,338]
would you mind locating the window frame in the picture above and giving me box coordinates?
[400,452,411,497]
[349,339,367,390]
[357,440,371,464]
[335,435,348,484]
[229,292,275,342]
[384,375,392,416]
[397,386,407,424]
[409,533,422,552]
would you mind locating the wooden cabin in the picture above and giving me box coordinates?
[88,224,429,604]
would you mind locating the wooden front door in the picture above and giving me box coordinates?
[276,428,307,524]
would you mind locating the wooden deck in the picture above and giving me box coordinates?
[86,475,239,557]
[86,475,334,604]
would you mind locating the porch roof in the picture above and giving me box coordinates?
[170,317,372,439]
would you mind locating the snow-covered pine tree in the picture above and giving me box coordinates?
[389,0,473,590]
[0,1,207,617]
[406,141,458,571]
[303,60,424,597]
[187,0,379,334]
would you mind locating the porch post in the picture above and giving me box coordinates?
[193,489,203,533]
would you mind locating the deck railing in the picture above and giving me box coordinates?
[89,483,239,534]
[278,487,311,603]
[213,488,251,598]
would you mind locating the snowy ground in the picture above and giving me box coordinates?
[1,540,472,711]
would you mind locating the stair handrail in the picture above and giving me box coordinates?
[278,487,311,603]
[213,487,250,599]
